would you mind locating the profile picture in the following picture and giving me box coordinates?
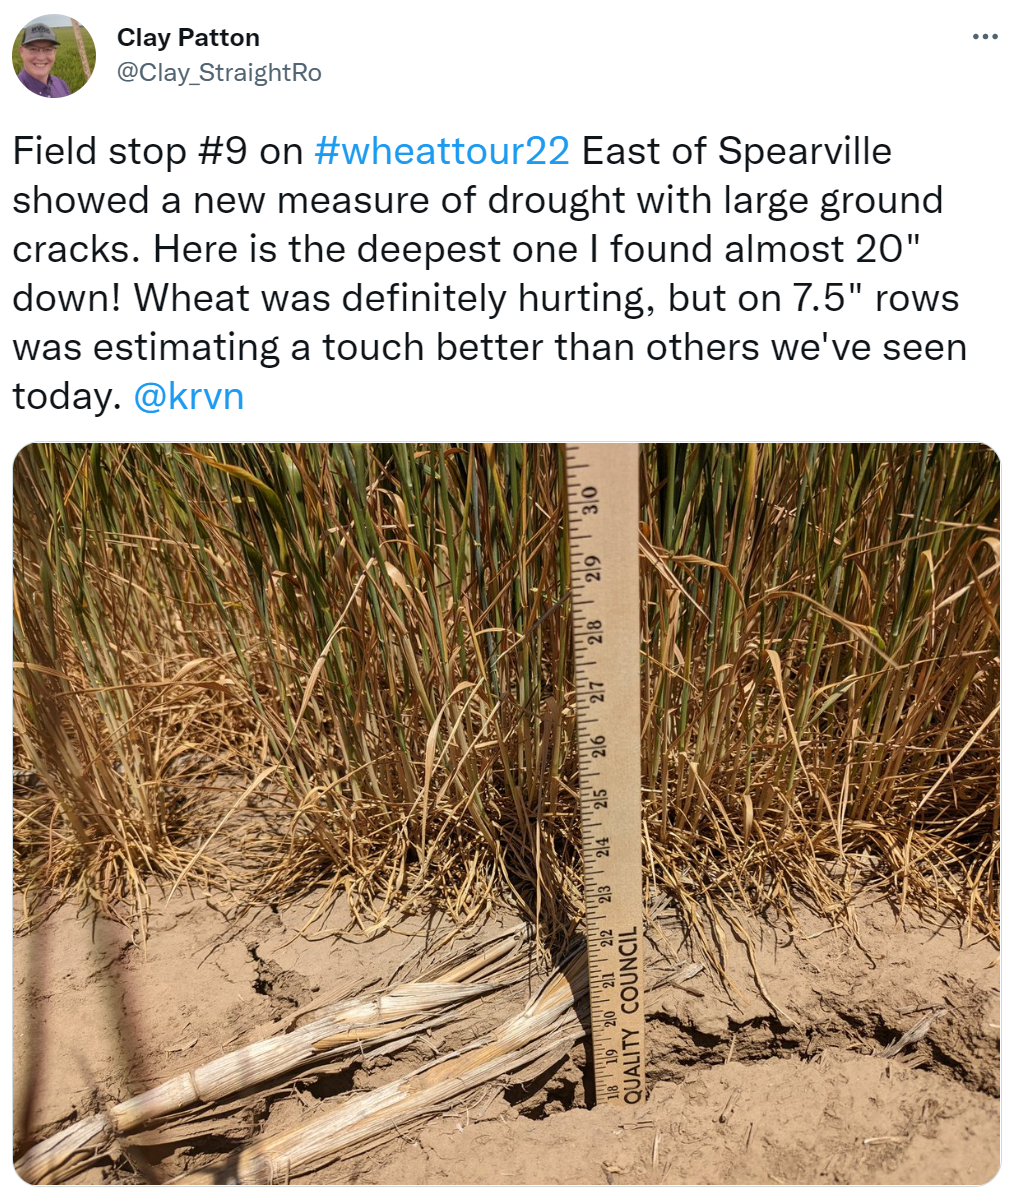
[12,15,95,98]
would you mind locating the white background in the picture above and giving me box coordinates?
[3,2,1005,1194]
[2,1,1006,442]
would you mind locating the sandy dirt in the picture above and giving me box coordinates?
[13,887,1000,1185]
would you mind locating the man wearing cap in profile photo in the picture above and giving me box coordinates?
[17,21,70,97]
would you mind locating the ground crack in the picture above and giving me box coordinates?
[245,942,312,1010]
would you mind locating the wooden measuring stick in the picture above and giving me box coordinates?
[565,443,645,1106]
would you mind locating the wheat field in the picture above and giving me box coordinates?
[12,443,999,943]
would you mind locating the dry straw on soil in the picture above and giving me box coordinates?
[13,444,1000,943]
[169,945,589,1185]
[15,924,535,1184]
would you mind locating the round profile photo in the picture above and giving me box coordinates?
[12,15,95,98]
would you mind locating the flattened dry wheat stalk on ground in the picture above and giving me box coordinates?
[170,946,589,1185]
[15,923,541,1184]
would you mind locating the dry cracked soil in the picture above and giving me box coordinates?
[12,885,1000,1185]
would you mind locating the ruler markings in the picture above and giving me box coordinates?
[565,442,645,1108]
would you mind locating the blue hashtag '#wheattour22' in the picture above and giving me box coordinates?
[316,136,339,163]
[310,135,573,166]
